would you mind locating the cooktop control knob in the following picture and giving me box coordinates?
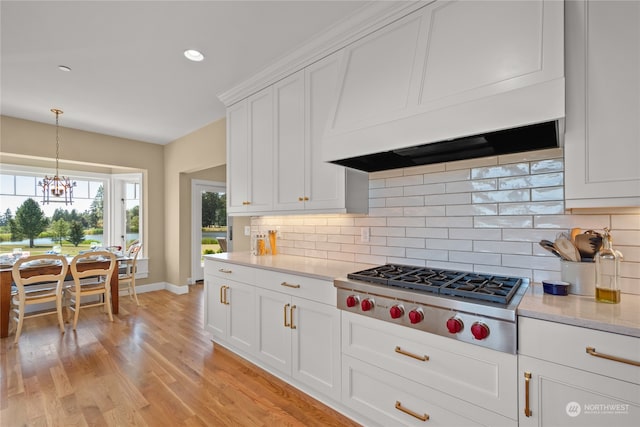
[346,295,359,308]
[389,305,404,319]
[408,308,424,324]
[446,317,464,334]
[360,298,374,312]
[471,322,490,340]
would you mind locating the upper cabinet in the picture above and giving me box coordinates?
[564,0,640,208]
[274,54,368,213]
[322,0,565,163]
[227,87,274,214]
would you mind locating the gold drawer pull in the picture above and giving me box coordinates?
[586,347,640,367]
[395,401,429,422]
[290,305,297,329]
[284,303,290,327]
[280,282,301,289]
[524,372,532,417]
[218,268,232,274]
[395,346,429,362]
[219,285,226,304]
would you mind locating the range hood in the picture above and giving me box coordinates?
[330,121,562,173]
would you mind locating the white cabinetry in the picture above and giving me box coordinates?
[204,262,256,356]
[323,0,564,163]
[274,54,368,213]
[518,317,640,426]
[341,311,517,426]
[203,259,341,402]
[227,87,274,213]
[564,0,640,208]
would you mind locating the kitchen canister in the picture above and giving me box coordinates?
[560,260,596,296]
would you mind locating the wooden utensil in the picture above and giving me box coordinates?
[554,237,581,262]
[570,228,581,243]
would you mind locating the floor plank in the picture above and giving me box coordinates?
[0,284,361,427]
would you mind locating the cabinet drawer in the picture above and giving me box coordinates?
[519,317,640,385]
[342,311,518,419]
[256,269,336,304]
[342,355,516,427]
[205,259,256,283]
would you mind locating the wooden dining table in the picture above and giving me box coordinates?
[0,256,127,338]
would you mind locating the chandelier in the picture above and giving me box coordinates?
[39,108,76,205]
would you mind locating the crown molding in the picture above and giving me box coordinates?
[217,1,427,107]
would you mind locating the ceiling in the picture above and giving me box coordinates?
[1,1,370,145]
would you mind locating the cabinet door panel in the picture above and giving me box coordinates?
[519,355,640,427]
[565,0,640,207]
[227,281,255,354]
[204,274,226,340]
[227,101,249,212]
[255,288,291,374]
[274,71,305,210]
[291,297,341,400]
[306,53,346,210]
[248,88,274,211]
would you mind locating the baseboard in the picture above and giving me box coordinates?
[118,281,188,296]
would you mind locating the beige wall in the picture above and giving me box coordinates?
[163,118,226,286]
[0,115,166,285]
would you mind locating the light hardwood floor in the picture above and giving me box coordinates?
[0,284,362,426]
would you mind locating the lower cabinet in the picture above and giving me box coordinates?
[518,317,640,426]
[204,259,342,404]
[340,311,518,426]
[254,287,341,400]
[204,273,255,356]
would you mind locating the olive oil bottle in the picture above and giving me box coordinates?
[595,228,621,304]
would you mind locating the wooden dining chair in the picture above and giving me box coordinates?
[119,243,142,306]
[11,254,69,344]
[67,251,116,330]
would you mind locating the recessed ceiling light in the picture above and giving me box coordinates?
[58,65,72,72]
[184,49,204,62]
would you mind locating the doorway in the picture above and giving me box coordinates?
[191,180,226,283]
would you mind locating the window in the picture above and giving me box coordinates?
[0,165,142,255]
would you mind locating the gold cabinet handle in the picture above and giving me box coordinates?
[280,282,301,289]
[284,303,290,327]
[395,346,429,362]
[218,268,232,274]
[298,197,304,202]
[290,305,296,329]
[395,401,429,422]
[303,197,309,201]
[219,285,225,304]
[586,347,640,367]
[524,372,532,417]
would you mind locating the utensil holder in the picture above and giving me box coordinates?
[560,261,595,296]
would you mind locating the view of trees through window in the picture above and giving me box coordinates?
[1,171,141,257]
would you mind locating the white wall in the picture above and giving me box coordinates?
[252,148,640,295]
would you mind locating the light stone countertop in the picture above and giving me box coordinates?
[204,252,376,281]
[518,283,640,338]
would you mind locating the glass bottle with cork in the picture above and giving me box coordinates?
[595,227,622,304]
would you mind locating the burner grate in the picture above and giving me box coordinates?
[348,265,523,305]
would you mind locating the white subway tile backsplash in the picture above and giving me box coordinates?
[471,163,529,179]
[446,179,496,193]
[473,189,530,203]
[255,150,639,294]
[498,201,564,216]
[386,196,425,207]
[423,169,470,184]
[474,216,533,229]
[446,204,498,216]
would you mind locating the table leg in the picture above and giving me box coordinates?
[1,270,11,338]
